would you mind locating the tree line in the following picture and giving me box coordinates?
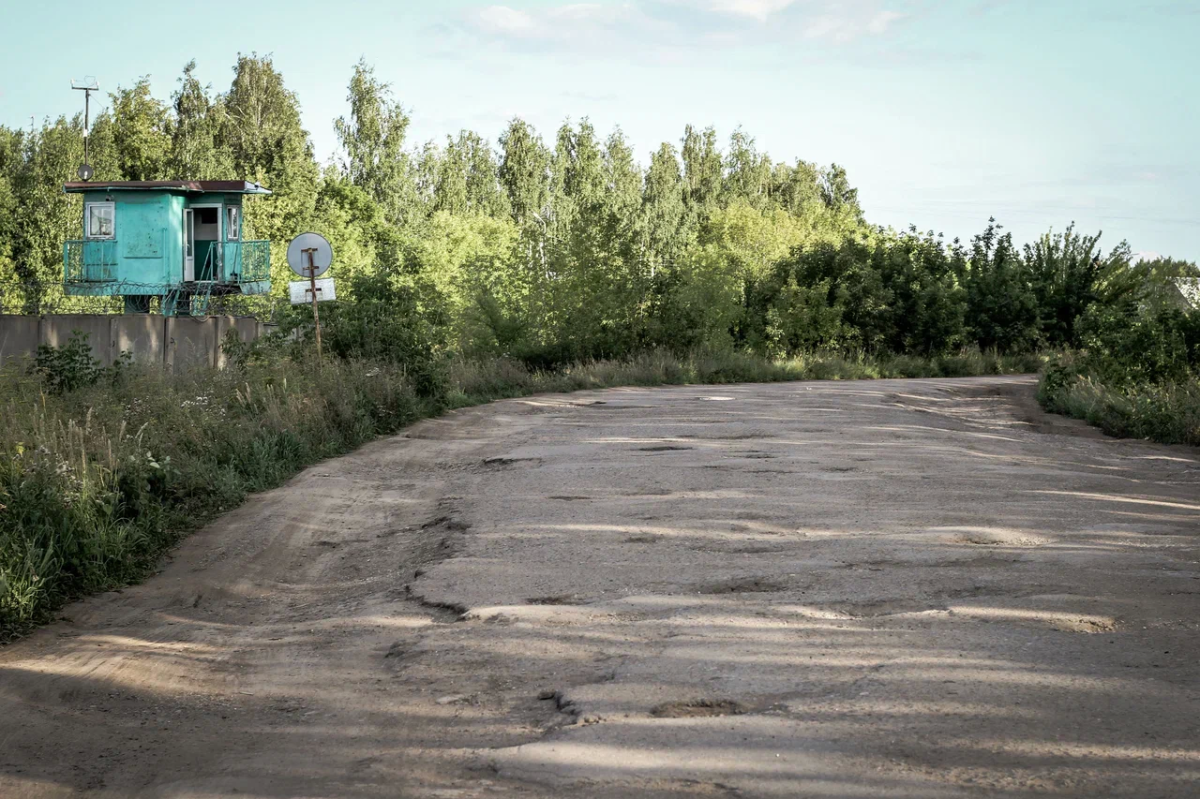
[1,56,1195,367]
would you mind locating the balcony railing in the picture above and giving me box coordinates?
[63,239,269,287]
[221,241,271,284]
[64,240,119,283]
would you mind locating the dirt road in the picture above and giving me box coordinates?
[2,376,1198,798]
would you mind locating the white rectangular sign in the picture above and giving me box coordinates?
[289,278,336,305]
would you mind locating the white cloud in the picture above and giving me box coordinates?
[464,1,913,53]
[475,6,538,35]
[707,0,798,22]
[867,9,906,34]
[468,3,671,45]
[796,3,908,42]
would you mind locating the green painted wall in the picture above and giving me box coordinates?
[83,191,172,292]
[166,194,184,284]
[70,190,266,301]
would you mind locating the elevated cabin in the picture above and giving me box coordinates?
[62,180,271,315]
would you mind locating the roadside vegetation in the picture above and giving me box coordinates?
[1037,257,1200,446]
[1,55,1197,636]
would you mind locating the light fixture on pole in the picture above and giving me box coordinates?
[71,77,99,181]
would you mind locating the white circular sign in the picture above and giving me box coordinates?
[286,233,333,278]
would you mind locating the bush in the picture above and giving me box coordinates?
[30,331,132,395]
[1038,304,1200,446]
[0,355,427,637]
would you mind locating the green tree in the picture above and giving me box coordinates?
[334,59,417,224]
[498,118,550,229]
[109,77,172,181]
[0,126,21,296]
[681,125,722,213]
[963,219,1039,352]
[11,116,85,308]
[170,60,232,179]
[642,142,690,272]
[772,160,823,215]
[433,131,509,219]
[222,54,319,247]
[1025,225,1136,347]
[723,128,772,207]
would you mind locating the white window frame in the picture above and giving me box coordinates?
[191,203,223,280]
[85,202,116,240]
[226,206,240,241]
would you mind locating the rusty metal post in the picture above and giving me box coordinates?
[304,248,322,358]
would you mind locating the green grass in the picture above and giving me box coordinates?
[1038,358,1200,447]
[0,346,1046,639]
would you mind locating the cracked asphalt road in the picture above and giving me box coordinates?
[2,376,1199,798]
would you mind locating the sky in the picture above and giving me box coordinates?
[0,0,1197,260]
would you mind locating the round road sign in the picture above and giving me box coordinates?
[286,232,333,278]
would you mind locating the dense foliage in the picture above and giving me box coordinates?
[0,56,1162,365]
[1038,258,1200,446]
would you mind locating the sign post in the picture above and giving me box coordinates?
[304,248,323,357]
[286,233,334,359]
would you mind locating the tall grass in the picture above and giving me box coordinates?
[449,349,1047,407]
[1,346,1044,638]
[1038,357,1200,447]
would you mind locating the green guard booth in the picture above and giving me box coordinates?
[62,180,271,316]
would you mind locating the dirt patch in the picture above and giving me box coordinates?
[651,699,746,718]
[481,456,543,468]
[527,595,588,606]
[699,577,788,594]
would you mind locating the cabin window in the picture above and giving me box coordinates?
[226,206,240,240]
[86,202,115,239]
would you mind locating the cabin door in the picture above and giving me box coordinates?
[183,208,196,281]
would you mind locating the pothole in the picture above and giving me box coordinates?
[651,699,745,718]
[699,577,787,594]
[938,527,1048,547]
[481,456,542,469]
[526,595,588,606]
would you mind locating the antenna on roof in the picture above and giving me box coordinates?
[71,77,99,181]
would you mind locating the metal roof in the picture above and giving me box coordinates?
[63,180,271,195]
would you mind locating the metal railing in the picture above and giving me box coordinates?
[222,241,271,284]
[63,240,119,283]
[2,281,281,320]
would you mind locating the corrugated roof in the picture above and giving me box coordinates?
[63,180,271,195]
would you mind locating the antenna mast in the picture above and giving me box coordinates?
[71,77,99,181]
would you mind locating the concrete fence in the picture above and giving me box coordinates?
[0,315,275,372]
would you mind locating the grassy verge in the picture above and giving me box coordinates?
[1,347,1045,639]
[1038,358,1200,447]
[448,349,1047,407]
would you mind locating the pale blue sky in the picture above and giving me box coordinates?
[1,0,1196,259]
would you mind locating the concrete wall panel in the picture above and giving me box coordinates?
[165,316,218,372]
[113,316,166,366]
[1,314,268,372]
[0,316,42,367]
[40,315,114,365]
[213,315,261,369]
